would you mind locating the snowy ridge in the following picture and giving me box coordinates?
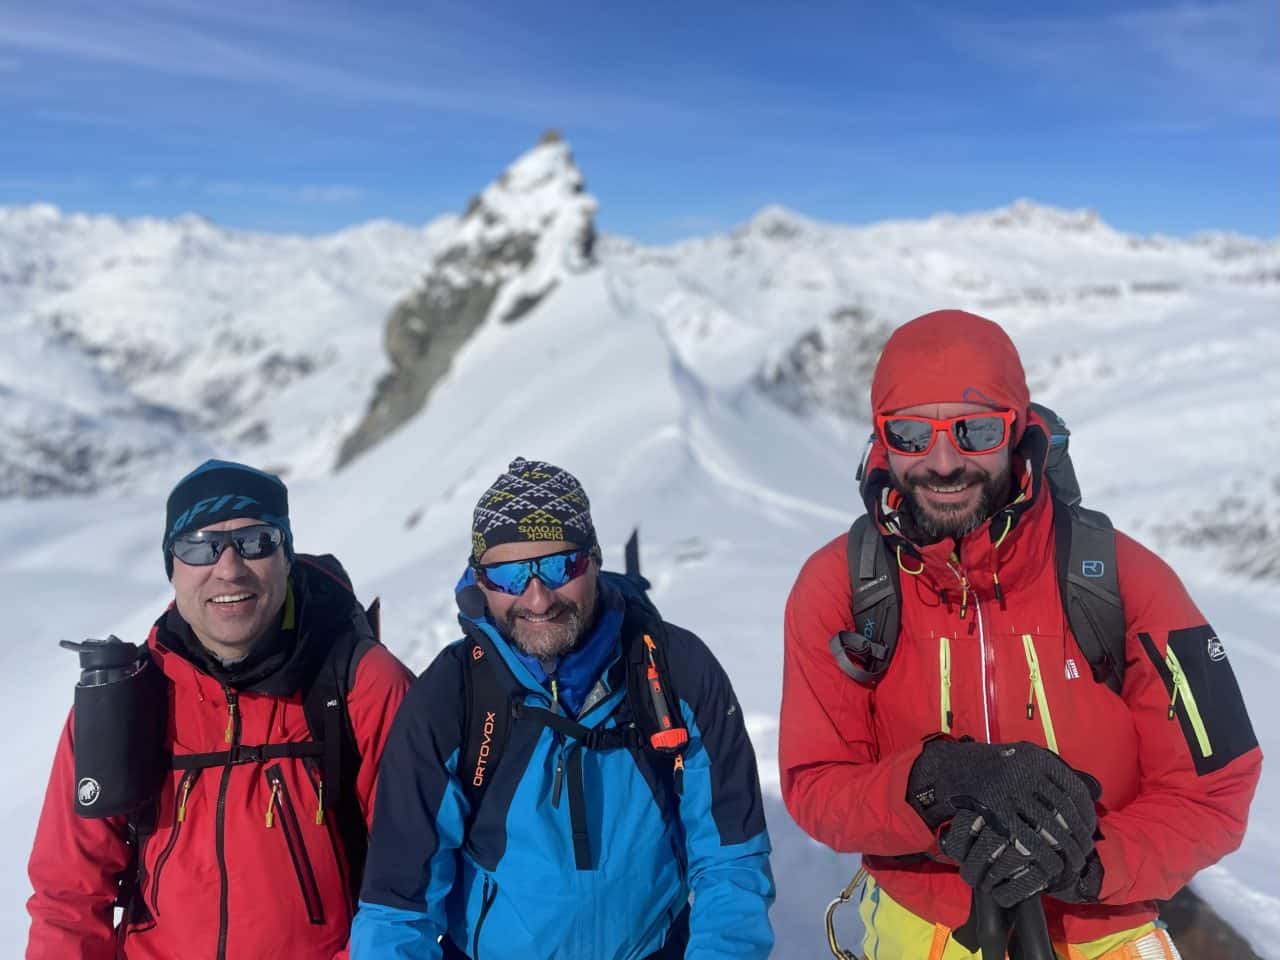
[335,134,598,466]
[2,141,1279,957]
[0,205,457,493]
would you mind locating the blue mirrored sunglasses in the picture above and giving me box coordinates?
[474,547,592,596]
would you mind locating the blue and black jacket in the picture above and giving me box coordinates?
[350,571,775,959]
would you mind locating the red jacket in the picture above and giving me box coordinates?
[27,558,412,960]
[780,419,1262,943]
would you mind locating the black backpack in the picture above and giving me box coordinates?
[122,554,379,922]
[830,403,1128,694]
[457,532,690,871]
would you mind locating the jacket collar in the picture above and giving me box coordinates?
[150,556,359,697]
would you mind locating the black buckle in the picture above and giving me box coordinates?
[231,744,264,764]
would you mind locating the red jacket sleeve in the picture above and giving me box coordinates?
[1091,532,1262,903]
[779,535,935,856]
[26,711,133,960]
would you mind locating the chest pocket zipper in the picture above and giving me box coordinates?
[1166,647,1213,758]
[265,765,326,925]
[1022,634,1059,754]
[149,768,203,918]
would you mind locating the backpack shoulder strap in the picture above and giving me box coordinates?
[831,514,902,683]
[298,568,380,905]
[1052,498,1126,694]
[459,636,515,818]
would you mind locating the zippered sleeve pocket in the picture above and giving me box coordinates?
[1139,627,1258,776]
[265,764,326,925]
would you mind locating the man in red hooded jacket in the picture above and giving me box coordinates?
[27,459,413,960]
[779,310,1261,958]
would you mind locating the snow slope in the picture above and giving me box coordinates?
[2,153,1278,956]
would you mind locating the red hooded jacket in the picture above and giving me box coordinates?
[27,557,412,960]
[779,418,1262,943]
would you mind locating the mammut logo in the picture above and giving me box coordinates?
[1207,636,1227,662]
[168,494,261,539]
[77,778,101,806]
[472,711,497,787]
[1082,560,1105,579]
[472,645,485,661]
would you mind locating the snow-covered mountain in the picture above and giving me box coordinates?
[2,138,1279,957]
[0,206,458,494]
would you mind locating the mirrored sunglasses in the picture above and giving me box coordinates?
[876,409,1016,457]
[170,524,286,566]
[475,547,592,596]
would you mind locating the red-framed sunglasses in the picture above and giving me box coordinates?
[875,409,1016,457]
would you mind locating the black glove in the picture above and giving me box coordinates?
[941,806,1065,908]
[1047,850,1104,903]
[908,739,1100,895]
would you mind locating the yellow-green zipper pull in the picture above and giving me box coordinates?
[177,774,194,823]
[224,692,238,744]
[315,779,325,826]
[1164,647,1213,757]
[1022,635,1059,754]
[939,637,953,733]
[550,677,561,715]
[265,781,280,828]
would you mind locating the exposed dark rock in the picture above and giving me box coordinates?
[1160,886,1262,959]
[336,272,500,466]
[337,136,597,468]
[755,305,890,420]
[501,280,557,324]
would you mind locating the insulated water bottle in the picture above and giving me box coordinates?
[60,636,167,817]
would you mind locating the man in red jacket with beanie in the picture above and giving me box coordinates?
[779,310,1261,958]
[27,459,412,960]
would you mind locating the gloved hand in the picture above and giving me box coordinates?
[1048,850,1104,903]
[908,739,1100,899]
[941,806,1066,908]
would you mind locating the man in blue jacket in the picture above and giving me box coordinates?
[352,457,775,959]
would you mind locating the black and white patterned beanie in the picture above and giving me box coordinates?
[471,457,597,561]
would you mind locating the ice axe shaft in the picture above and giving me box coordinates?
[964,891,1055,960]
[1010,896,1055,960]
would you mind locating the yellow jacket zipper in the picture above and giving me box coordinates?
[1166,647,1213,758]
[1022,634,1059,754]
[939,637,953,734]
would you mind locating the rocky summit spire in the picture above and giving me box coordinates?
[337,136,598,468]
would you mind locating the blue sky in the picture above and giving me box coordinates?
[1,0,1276,242]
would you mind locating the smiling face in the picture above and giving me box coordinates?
[886,401,1014,544]
[171,516,289,661]
[476,539,598,660]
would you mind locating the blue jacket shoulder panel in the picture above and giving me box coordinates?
[660,621,770,846]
